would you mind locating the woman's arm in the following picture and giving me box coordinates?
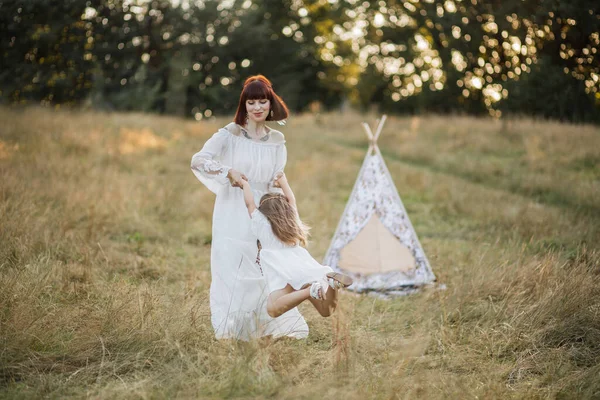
[275,173,296,209]
[241,180,257,216]
[191,128,247,192]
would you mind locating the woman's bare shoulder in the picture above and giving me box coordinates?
[224,122,242,136]
[268,128,285,144]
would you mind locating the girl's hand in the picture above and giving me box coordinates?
[227,169,247,188]
[273,172,286,188]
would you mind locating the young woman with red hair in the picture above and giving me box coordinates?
[191,75,307,340]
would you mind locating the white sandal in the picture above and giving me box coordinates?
[326,272,353,290]
[309,281,327,300]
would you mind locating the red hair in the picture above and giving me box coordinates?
[234,75,289,126]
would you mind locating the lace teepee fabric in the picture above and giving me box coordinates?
[323,152,436,293]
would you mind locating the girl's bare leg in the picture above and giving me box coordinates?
[308,286,338,317]
[309,272,352,317]
[268,281,341,319]
[267,284,311,318]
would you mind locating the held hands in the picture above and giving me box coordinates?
[227,169,248,188]
[272,171,287,188]
[228,169,287,190]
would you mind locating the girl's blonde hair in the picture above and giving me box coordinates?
[258,193,309,246]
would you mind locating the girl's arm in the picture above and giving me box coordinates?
[241,180,257,216]
[275,173,296,209]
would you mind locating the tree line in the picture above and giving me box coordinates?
[1,0,598,123]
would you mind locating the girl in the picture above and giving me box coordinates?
[241,173,353,319]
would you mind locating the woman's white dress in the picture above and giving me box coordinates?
[191,123,309,340]
[250,209,333,295]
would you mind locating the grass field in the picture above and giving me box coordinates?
[1,106,599,399]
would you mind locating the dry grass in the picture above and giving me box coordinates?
[1,106,599,399]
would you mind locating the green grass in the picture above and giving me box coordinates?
[1,107,599,399]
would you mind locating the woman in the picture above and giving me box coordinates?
[191,75,309,340]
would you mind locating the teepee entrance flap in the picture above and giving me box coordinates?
[339,213,416,274]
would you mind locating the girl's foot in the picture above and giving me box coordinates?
[326,272,353,290]
[309,281,327,300]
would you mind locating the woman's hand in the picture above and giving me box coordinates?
[227,169,248,188]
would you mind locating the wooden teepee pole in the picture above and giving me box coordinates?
[361,122,374,154]
[373,115,387,142]
[362,115,388,155]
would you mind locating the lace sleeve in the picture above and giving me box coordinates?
[191,129,232,194]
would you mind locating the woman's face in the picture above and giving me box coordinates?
[245,98,270,123]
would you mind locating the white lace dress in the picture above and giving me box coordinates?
[250,209,333,296]
[191,123,308,340]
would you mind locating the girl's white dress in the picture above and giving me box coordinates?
[191,123,309,340]
[250,209,333,297]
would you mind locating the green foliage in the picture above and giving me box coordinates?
[0,0,598,122]
[345,0,599,120]
[0,0,94,105]
[498,56,600,123]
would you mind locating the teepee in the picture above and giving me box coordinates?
[323,115,436,295]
